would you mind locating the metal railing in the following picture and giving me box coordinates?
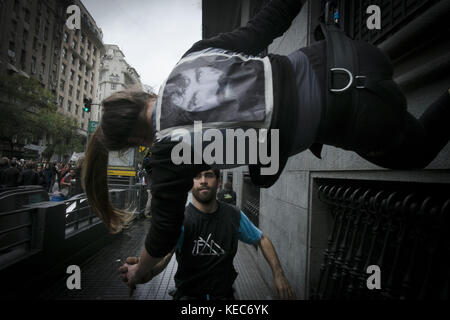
[64,184,148,236]
[64,195,100,236]
[0,207,39,269]
[313,181,450,300]
[0,183,148,266]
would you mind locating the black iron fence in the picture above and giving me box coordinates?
[241,174,260,228]
[313,180,450,300]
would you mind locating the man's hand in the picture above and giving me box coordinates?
[274,273,296,300]
[119,256,153,297]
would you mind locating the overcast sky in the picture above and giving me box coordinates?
[82,0,202,92]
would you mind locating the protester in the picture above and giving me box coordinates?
[21,162,40,186]
[43,163,54,193]
[60,168,76,197]
[2,159,22,187]
[0,157,10,187]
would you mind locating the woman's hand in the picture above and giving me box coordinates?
[119,256,153,297]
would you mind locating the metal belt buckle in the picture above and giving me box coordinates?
[355,75,367,89]
[330,67,353,93]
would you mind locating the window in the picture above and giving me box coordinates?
[42,45,47,59]
[76,90,80,99]
[80,47,84,57]
[69,85,73,96]
[111,83,116,90]
[88,41,92,50]
[84,80,88,90]
[59,96,64,108]
[11,20,18,35]
[20,50,26,69]
[67,101,72,112]
[40,63,45,75]
[70,54,75,65]
[44,26,48,40]
[35,18,40,34]
[33,37,38,50]
[72,39,76,49]
[81,34,86,43]
[90,85,93,95]
[75,104,79,115]
[64,31,69,43]
[70,69,74,81]
[62,47,67,59]
[24,9,30,23]
[59,79,65,91]
[77,75,81,86]
[61,63,66,75]
[31,56,36,74]
[23,30,28,47]
[13,0,19,14]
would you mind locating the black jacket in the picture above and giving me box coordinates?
[2,167,21,187]
[22,169,40,185]
[146,0,304,258]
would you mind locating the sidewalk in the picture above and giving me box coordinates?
[38,218,274,300]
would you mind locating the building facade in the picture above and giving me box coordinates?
[0,0,104,158]
[0,0,67,86]
[97,44,142,120]
[210,0,450,299]
[56,0,103,137]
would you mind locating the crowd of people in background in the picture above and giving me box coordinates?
[0,156,84,198]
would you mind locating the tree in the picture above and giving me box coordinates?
[0,74,84,159]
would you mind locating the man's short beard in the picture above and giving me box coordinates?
[192,188,216,204]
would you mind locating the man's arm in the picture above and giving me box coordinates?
[238,211,295,299]
[258,235,296,299]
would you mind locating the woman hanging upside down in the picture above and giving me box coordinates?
[82,0,450,292]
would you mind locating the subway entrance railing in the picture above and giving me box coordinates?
[0,183,148,271]
[313,179,450,300]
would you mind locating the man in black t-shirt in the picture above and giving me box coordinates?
[120,169,295,300]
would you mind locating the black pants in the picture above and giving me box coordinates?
[172,288,235,300]
[301,40,450,169]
